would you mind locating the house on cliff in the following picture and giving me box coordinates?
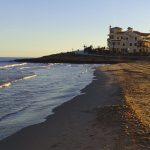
[107,26,150,53]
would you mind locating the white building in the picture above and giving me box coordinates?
[107,26,150,53]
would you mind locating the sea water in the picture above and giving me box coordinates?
[0,57,98,140]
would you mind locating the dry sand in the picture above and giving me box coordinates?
[100,62,150,149]
[0,68,124,150]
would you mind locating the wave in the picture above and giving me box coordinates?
[0,82,12,88]
[20,66,47,70]
[0,63,27,69]
[0,105,31,122]
[0,74,37,89]
[22,74,37,80]
[20,63,54,70]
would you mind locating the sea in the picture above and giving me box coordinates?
[0,57,99,140]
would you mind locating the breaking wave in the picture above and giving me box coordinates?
[0,74,37,89]
[0,63,27,70]
[0,82,12,88]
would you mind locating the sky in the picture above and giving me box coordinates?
[0,0,150,57]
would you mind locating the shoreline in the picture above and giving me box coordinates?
[0,67,124,150]
[15,52,150,64]
[1,63,149,150]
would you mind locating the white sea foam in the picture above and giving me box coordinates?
[22,74,37,80]
[20,64,54,70]
[0,82,11,88]
[0,74,37,89]
[0,63,27,69]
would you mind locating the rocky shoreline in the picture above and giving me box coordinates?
[15,52,150,64]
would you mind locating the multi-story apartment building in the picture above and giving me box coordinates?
[107,26,150,53]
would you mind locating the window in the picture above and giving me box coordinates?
[135,37,137,40]
[138,43,142,47]
[126,37,128,40]
[123,43,125,46]
[130,43,132,46]
[121,36,123,39]
[113,42,115,46]
[110,35,114,39]
[117,37,119,40]
[134,43,137,46]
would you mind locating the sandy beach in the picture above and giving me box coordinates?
[100,62,150,149]
[0,67,124,150]
[0,63,150,150]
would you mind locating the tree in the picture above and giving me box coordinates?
[84,45,94,54]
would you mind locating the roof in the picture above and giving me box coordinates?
[115,31,150,36]
[110,26,150,36]
[133,31,150,36]
[111,27,122,29]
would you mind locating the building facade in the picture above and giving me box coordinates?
[107,26,150,53]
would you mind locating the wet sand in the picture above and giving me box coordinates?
[0,68,124,150]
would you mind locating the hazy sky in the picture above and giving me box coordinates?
[0,0,150,57]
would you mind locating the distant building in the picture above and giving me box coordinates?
[107,26,150,53]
